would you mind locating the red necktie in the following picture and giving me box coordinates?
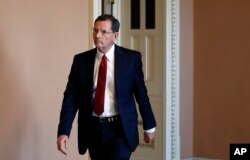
[94,55,107,116]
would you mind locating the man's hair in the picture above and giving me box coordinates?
[94,14,120,32]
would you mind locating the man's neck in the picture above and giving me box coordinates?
[97,44,114,54]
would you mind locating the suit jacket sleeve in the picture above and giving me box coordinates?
[57,55,79,137]
[133,53,156,130]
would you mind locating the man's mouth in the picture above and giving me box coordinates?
[95,40,102,44]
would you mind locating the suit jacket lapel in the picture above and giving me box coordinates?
[89,48,96,86]
[86,48,97,106]
[114,45,124,102]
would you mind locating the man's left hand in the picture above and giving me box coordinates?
[144,132,155,144]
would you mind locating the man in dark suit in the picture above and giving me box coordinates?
[57,14,156,160]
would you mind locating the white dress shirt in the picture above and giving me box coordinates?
[93,45,118,117]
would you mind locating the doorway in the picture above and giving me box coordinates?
[91,0,181,159]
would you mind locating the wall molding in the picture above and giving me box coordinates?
[164,0,180,159]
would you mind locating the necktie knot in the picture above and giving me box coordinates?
[102,54,107,59]
[101,55,107,67]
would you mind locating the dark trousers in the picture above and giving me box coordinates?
[88,117,132,160]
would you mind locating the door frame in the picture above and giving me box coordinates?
[164,0,180,159]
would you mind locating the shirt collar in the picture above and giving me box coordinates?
[96,45,115,61]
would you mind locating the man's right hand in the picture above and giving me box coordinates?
[57,135,69,155]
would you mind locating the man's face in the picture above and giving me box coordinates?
[93,20,118,53]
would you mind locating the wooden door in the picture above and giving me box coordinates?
[119,0,163,159]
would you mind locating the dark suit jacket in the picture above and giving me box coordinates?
[57,44,156,155]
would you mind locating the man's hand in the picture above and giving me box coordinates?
[144,132,155,144]
[57,135,69,155]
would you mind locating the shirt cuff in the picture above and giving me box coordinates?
[145,127,156,133]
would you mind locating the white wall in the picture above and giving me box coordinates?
[0,0,90,159]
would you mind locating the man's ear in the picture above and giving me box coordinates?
[113,32,119,41]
